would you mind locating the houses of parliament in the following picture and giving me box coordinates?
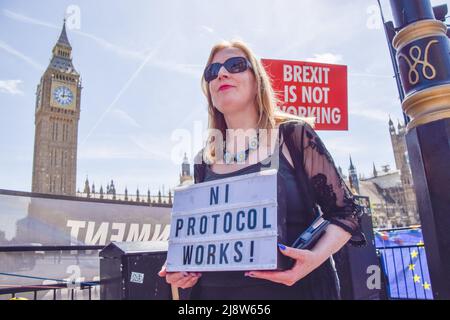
[31,22,419,228]
[343,118,420,229]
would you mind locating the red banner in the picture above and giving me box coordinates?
[261,58,348,131]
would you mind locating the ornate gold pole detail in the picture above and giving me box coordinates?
[392,15,450,130]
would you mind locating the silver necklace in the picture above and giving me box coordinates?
[223,130,260,164]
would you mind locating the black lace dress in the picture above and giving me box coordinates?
[189,121,366,300]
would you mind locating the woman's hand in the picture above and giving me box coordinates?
[158,264,202,289]
[244,244,322,286]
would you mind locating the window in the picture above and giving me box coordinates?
[52,148,55,167]
[62,174,66,193]
[50,176,56,193]
[64,151,68,168]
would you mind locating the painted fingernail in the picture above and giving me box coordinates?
[278,243,286,251]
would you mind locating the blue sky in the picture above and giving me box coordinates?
[1,0,448,195]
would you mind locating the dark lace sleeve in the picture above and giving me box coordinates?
[291,122,366,247]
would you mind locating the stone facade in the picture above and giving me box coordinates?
[388,118,418,225]
[347,118,420,228]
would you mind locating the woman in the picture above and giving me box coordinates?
[159,40,366,300]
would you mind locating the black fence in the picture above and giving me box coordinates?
[0,245,103,300]
[0,244,434,300]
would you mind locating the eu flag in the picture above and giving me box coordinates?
[375,228,433,299]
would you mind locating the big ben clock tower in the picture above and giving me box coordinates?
[32,20,81,196]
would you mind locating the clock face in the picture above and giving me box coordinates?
[53,86,74,106]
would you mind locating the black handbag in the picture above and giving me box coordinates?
[291,215,330,249]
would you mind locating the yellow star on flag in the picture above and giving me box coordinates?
[423,282,431,290]
[411,250,418,258]
[408,264,415,271]
[413,275,421,283]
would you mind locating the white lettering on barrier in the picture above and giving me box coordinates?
[67,220,86,244]
[66,220,170,245]
[85,222,109,245]
[110,223,126,242]
[126,223,151,242]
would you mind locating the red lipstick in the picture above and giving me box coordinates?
[219,85,234,91]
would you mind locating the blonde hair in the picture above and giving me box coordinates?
[200,39,313,163]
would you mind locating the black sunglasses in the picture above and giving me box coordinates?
[204,56,253,83]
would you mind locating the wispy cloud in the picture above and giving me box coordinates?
[3,9,147,61]
[307,53,343,65]
[0,40,44,71]
[79,48,157,146]
[349,72,392,79]
[74,30,149,61]
[0,80,24,95]
[349,105,390,122]
[129,135,173,161]
[3,9,203,77]
[2,9,203,146]
[200,25,215,33]
[3,9,58,29]
[150,60,203,77]
[324,136,366,157]
[78,134,172,161]
[71,31,201,77]
[80,29,174,147]
[78,145,137,160]
[111,109,141,128]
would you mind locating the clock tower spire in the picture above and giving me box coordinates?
[56,18,71,49]
[32,20,82,196]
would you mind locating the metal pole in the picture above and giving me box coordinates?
[387,0,450,299]
[377,0,410,125]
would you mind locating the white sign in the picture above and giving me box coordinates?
[166,169,285,272]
